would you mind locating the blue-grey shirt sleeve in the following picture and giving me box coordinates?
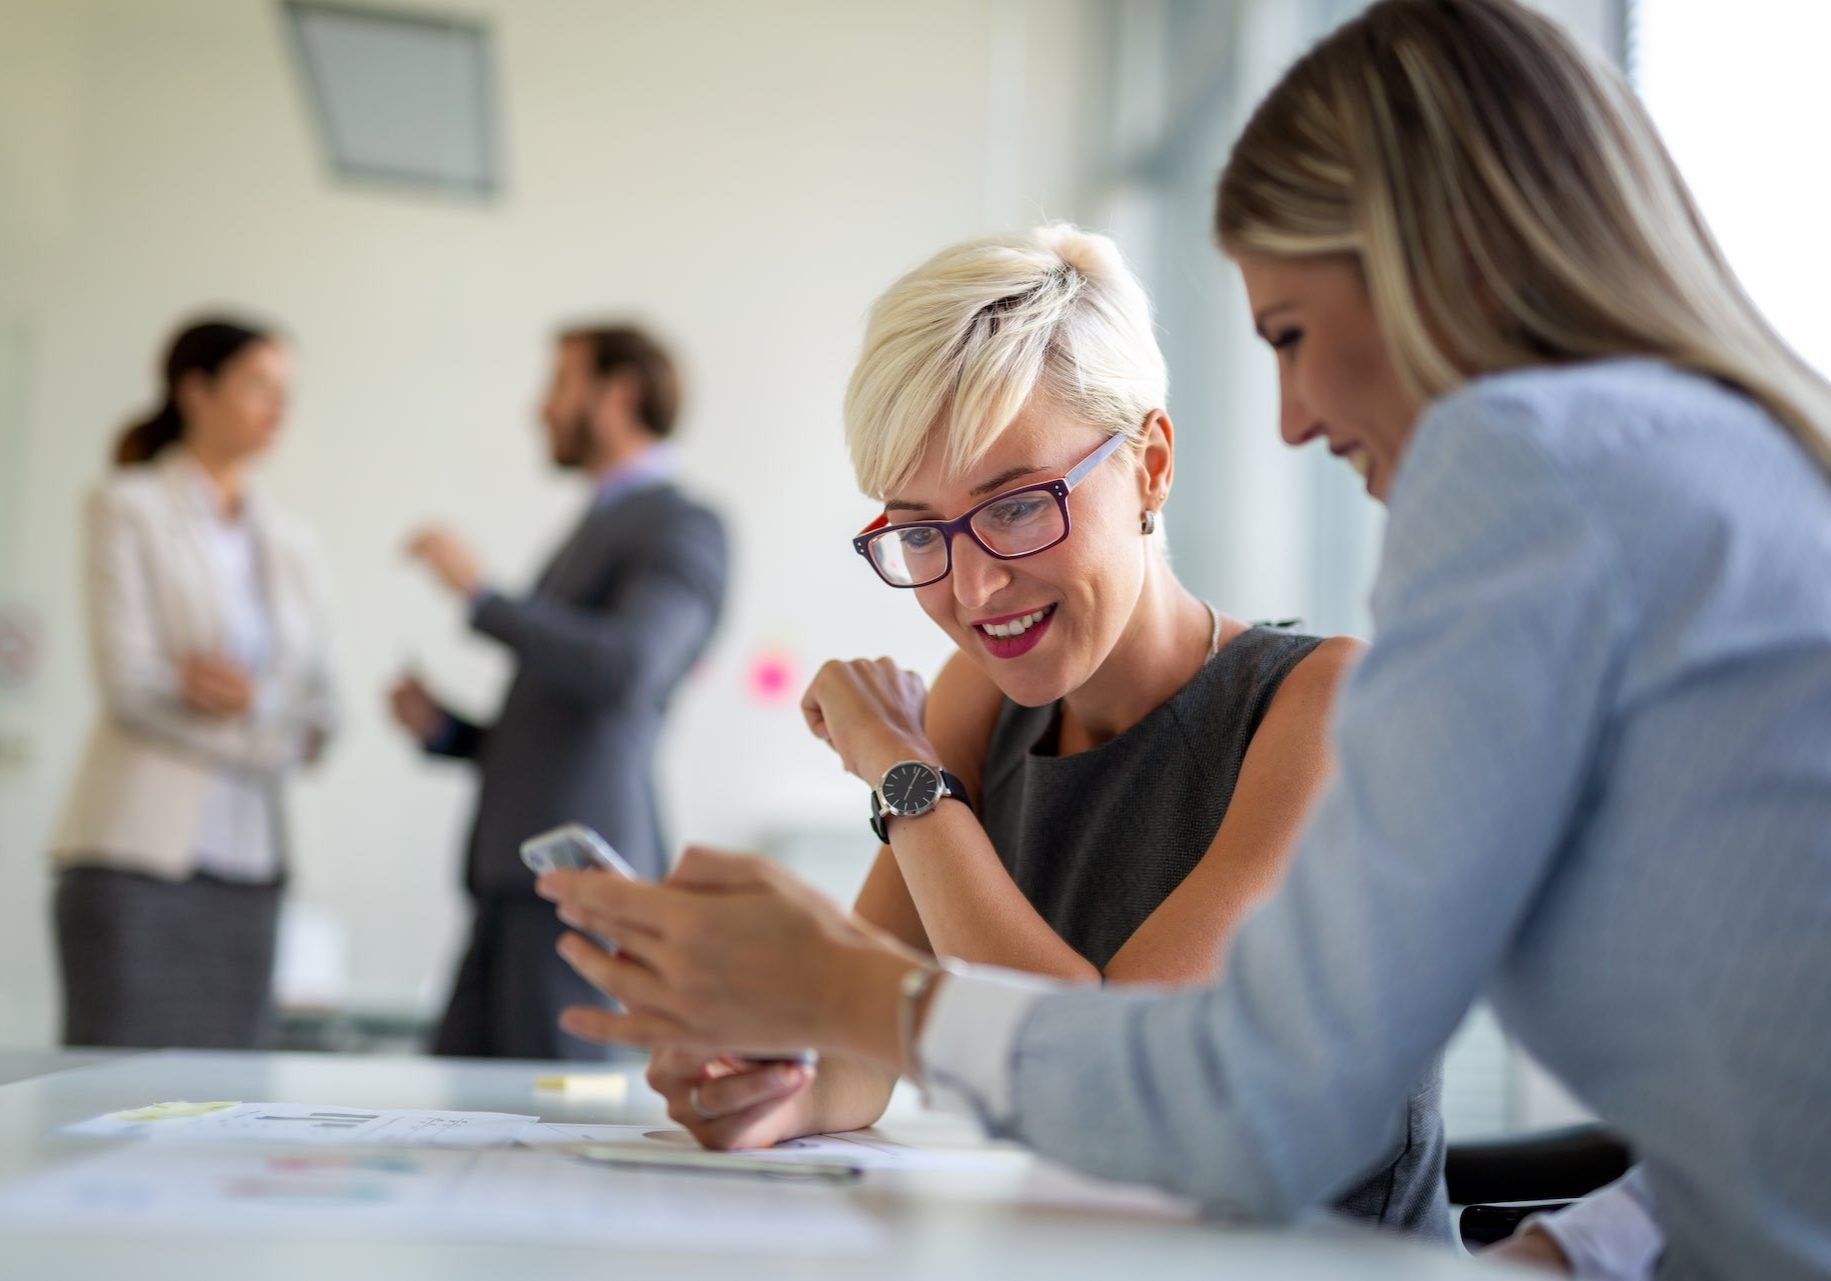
[990,390,1627,1217]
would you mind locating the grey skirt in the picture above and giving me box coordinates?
[54,865,281,1050]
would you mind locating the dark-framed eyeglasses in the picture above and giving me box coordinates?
[852,431,1129,588]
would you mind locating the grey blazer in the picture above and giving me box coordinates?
[431,481,727,897]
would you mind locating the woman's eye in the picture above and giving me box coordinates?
[1269,329,1303,353]
[901,527,941,550]
[986,497,1049,526]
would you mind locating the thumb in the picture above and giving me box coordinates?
[669,846,772,891]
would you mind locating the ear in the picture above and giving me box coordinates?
[1136,409,1175,510]
[173,369,210,420]
[589,367,642,439]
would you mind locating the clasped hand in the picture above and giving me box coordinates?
[800,657,937,782]
[536,848,921,1070]
[179,653,254,718]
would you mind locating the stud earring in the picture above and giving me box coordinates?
[1140,510,1158,536]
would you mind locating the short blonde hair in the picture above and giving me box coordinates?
[1216,0,1831,478]
[844,225,1168,500]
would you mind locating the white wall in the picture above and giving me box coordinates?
[0,0,1100,1044]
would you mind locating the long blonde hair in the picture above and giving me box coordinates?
[1216,0,1831,478]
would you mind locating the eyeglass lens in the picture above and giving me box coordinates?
[867,487,1066,586]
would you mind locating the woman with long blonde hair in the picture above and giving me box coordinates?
[537,3,1831,1275]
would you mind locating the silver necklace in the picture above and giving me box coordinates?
[1202,600,1222,658]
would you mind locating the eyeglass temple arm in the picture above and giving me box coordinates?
[1063,431,1128,489]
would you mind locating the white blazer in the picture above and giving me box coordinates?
[52,452,339,880]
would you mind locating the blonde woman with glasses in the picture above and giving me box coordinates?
[644,225,1443,1235]
[539,2,1831,1276]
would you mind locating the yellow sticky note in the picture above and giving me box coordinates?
[111,1101,241,1122]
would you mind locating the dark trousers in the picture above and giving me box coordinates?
[431,895,623,1061]
[55,866,280,1050]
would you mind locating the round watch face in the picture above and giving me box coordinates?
[881,761,943,816]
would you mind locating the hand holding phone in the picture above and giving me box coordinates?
[524,823,815,1069]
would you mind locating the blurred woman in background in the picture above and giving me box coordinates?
[51,316,338,1049]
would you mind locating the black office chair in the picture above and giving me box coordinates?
[1445,1123,1634,1249]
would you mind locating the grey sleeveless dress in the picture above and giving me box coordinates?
[979,625,1451,1239]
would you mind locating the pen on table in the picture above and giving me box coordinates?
[570,1144,862,1183]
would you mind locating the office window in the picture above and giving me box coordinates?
[1634,0,1831,376]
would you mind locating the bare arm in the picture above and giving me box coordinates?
[878,641,1360,984]
[642,845,931,1144]
[790,848,934,1133]
[649,638,1359,1142]
[869,652,1104,978]
[661,653,998,1143]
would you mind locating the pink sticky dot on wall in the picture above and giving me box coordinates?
[746,650,797,704]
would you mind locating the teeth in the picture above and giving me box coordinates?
[980,608,1050,638]
[1345,449,1372,480]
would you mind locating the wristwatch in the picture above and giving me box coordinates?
[869,760,970,844]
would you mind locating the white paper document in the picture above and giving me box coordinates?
[520,1122,1019,1172]
[0,1143,885,1253]
[63,1101,538,1149]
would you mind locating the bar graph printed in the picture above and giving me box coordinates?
[63,1102,539,1148]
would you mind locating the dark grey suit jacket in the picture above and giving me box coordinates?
[431,481,728,897]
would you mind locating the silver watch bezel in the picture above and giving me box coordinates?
[875,759,948,818]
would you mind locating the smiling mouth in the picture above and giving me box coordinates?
[1332,444,1372,481]
[974,604,1055,639]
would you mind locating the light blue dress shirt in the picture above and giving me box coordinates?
[919,359,1831,1280]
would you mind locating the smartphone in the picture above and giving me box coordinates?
[520,822,641,880]
[523,822,816,1070]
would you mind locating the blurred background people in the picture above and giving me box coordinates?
[391,323,728,1061]
[50,317,339,1049]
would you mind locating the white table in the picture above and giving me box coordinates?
[0,1050,1511,1280]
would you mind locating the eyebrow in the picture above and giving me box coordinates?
[883,465,1050,514]
[1252,302,1296,340]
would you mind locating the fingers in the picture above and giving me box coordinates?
[557,1002,698,1049]
[181,661,251,716]
[644,1046,734,1094]
[667,846,775,891]
[537,869,673,941]
[555,932,674,1011]
[799,665,839,746]
[801,701,832,747]
[688,1060,810,1119]
[674,1075,812,1150]
[660,1057,813,1150]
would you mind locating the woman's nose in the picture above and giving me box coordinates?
[1280,390,1324,448]
[949,533,1010,608]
